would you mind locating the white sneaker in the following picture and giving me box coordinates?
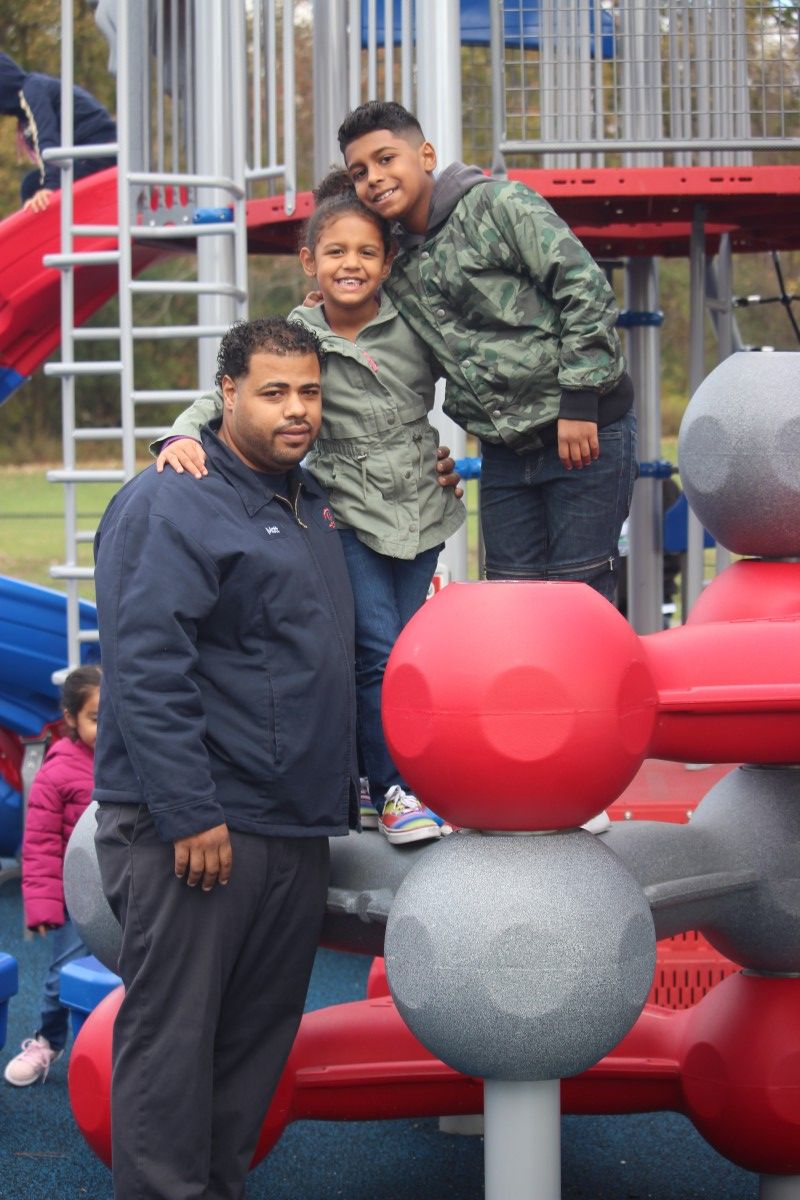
[581,810,612,834]
[4,1035,62,1086]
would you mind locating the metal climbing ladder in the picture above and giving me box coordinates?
[47,0,297,673]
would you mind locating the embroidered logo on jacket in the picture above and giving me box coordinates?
[264,525,281,535]
[322,507,337,529]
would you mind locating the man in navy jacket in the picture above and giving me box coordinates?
[93,316,359,1200]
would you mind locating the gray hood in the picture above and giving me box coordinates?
[398,161,491,250]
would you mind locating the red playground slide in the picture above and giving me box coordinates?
[0,168,313,405]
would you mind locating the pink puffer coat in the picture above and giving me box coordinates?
[21,736,94,930]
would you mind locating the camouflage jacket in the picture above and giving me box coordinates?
[385,165,629,452]
[152,297,465,561]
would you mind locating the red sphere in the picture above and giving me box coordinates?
[680,973,800,1174]
[688,560,800,624]
[68,985,121,1165]
[382,582,657,830]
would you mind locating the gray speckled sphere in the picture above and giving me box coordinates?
[63,801,122,972]
[692,765,800,972]
[384,831,656,1081]
[678,352,800,556]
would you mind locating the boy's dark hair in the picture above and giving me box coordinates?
[302,168,393,256]
[337,100,425,154]
[215,318,323,387]
[61,664,101,726]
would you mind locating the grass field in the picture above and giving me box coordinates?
[0,465,125,594]
[0,441,682,598]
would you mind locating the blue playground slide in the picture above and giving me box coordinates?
[0,575,98,856]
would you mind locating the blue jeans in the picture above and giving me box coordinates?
[338,529,442,804]
[37,915,88,1050]
[479,411,637,602]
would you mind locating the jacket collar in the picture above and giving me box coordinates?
[200,420,325,517]
[289,292,399,342]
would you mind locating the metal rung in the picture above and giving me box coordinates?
[74,328,120,341]
[49,566,97,580]
[73,224,119,238]
[128,171,243,195]
[44,250,120,268]
[75,531,97,543]
[45,362,122,377]
[245,165,287,182]
[73,427,170,441]
[132,324,229,340]
[78,629,100,642]
[130,280,246,299]
[42,143,117,160]
[131,224,235,240]
[47,469,126,483]
[132,389,204,403]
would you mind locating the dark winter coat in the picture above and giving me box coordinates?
[93,423,359,843]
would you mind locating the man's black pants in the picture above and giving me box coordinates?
[95,804,330,1200]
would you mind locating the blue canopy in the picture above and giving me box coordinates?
[361,0,615,58]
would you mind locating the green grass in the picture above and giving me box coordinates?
[0,465,124,595]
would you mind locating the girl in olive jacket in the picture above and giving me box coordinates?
[154,178,464,846]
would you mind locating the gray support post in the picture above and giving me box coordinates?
[484,1078,561,1200]
[57,1,80,668]
[415,0,467,580]
[759,1178,800,1200]
[117,0,136,483]
[684,204,707,612]
[194,0,239,387]
[312,0,349,184]
[489,0,506,176]
[626,258,664,634]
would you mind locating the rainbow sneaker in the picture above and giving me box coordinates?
[379,786,441,845]
[359,776,379,829]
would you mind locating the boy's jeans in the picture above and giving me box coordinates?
[338,529,441,805]
[479,411,637,602]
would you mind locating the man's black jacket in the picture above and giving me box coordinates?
[93,425,359,842]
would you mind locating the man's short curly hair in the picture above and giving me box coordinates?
[215,317,323,387]
[337,100,425,155]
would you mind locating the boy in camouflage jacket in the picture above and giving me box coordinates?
[339,100,636,602]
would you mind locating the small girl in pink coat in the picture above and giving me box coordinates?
[4,665,101,1087]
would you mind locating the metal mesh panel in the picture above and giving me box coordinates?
[495,1,800,167]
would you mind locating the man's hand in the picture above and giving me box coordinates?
[22,188,53,214]
[435,445,464,499]
[557,419,599,470]
[174,823,232,891]
[156,437,208,478]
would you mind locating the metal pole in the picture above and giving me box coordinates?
[626,258,664,634]
[117,0,136,483]
[759,1177,800,1200]
[415,0,468,580]
[194,0,239,387]
[684,203,707,613]
[312,0,349,184]
[484,1078,561,1200]
[58,0,80,669]
[489,0,506,176]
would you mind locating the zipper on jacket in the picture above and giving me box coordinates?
[412,430,424,478]
[356,451,368,499]
[274,489,308,530]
